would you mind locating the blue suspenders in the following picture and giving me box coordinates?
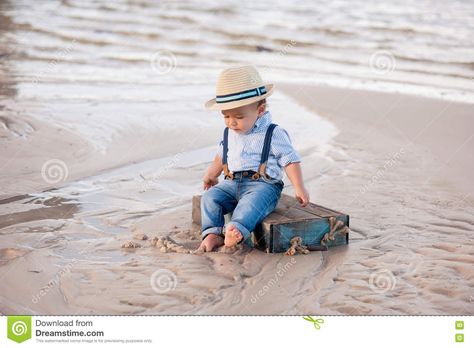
[222,127,231,178]
[222,123,278,180]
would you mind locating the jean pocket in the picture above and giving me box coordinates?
[257,178,283,201]
[259,174,281,185]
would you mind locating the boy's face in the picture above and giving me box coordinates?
[221,102,265,133]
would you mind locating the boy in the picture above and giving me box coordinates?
[199,65,309,252]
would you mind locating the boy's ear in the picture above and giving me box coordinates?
[257,101,266,115]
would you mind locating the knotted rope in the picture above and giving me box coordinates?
[284,217,350,255]
[320,217,350,247]
[285,236,309,256]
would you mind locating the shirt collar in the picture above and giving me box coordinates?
[244,110,272,135]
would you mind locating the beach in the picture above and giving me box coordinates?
[1,0,474,315]
[1,83,473,315]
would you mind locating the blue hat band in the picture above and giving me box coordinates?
[216,86,267,104]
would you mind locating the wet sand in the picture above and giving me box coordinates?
[1,84,473,315]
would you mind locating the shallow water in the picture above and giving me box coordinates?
[2,0,474,106]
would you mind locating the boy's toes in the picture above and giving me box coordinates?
[224,225,243,247]
[199,234,224,252]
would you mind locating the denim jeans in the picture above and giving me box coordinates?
[201,175,284,241]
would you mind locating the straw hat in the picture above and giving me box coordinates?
[205,65,274,110]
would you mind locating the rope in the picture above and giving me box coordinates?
[151,236,192,254]
[121,233,193,253]
[285,236,309,256]
[321,217,350,247]
[284,217,350,255]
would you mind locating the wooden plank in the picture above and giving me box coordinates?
[307,202,345,216]
[278,194,344,217]
[299,202,341,217]
[265,210,313,224]
[264,195,322,224]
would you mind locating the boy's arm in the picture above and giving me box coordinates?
[203,154,223,190]
[284,162,310,207]
[269,126,309,206]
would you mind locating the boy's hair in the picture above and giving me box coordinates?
[257,98,267,110]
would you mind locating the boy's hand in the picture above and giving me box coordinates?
[284,163,309,206]
[295,186,310,207]
[203,174,219,190]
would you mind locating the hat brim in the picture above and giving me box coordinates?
[205,84,274,111]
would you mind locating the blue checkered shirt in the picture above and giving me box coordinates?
[216,111,301,181]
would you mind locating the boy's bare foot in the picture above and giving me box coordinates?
[198,233,224,252]
[224,224,243,247]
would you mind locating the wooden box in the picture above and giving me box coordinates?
[192,194,349,253]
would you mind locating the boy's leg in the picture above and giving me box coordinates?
[201,180,238,240]
[224,181,282,247]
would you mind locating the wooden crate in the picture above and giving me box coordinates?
[192,194,349,253]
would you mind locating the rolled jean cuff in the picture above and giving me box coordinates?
[201,226,224,240]
[225,221,251,242]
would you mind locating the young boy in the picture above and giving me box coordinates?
[199,65,310,252]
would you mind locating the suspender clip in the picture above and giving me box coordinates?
[221,123,278,181]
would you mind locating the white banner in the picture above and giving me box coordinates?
[0,316,470,347]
